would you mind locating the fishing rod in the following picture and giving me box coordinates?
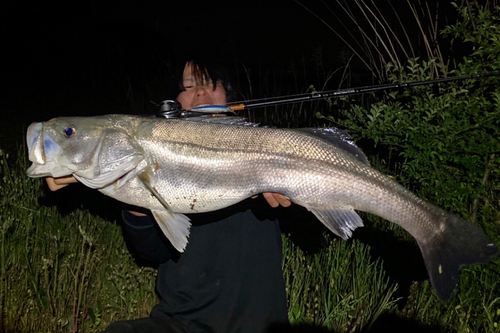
[156,71,499,118]
[227,71,500,111]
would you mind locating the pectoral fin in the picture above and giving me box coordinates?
[138,165,172,210]
[310,208,364,239]
[138,165,191,252]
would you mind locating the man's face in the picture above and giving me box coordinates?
[176,62,227,109]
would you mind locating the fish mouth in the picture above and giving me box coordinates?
[27,122,46,164]
[26,122,73,178]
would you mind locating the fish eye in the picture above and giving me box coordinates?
[63,126,77,138]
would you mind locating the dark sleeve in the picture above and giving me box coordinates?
[120,210,172,266]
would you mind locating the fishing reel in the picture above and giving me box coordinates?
[152,99,258,127]
[156,100,184,118]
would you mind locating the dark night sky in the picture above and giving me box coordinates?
[2,0,455,125]
[2,1,346,119]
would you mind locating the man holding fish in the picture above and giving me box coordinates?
[45,57,293,333]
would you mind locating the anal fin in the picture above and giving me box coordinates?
[310,208,364,239]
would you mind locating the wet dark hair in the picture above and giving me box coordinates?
[172,56,239,103]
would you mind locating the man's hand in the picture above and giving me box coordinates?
[46,175,147,217]
[46,176,78,191]
[262,192,292,208]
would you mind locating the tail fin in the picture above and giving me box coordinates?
[418,214,498,301]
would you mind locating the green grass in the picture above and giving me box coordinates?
[283,234,399,331]
[0,147,157,332]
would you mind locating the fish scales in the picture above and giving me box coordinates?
[124,119,464,243]
[26,114,498,300]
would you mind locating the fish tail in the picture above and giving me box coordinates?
[418,213,498,301]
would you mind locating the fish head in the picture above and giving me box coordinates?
[26,115,144,188]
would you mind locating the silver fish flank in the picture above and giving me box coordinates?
[26,114,498,301]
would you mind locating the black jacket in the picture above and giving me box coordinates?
[121,197,289,333]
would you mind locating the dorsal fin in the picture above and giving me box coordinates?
[294,128,369,165]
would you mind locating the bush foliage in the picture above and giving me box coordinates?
[321,1,500,235]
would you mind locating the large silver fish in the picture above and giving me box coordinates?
[26,114,497,300]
